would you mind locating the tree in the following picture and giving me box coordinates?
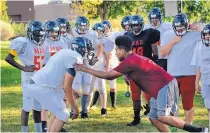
[70,1,140,20]
[0,0,11,23]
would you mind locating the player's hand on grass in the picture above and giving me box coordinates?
[23,65,35,72]
[172,36,182,44]
[195,82,201,94]
[72,107,79,120]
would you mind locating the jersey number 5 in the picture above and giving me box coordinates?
[132,47,144,55]
[34,56,44,71]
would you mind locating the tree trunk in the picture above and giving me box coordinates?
[98,1,111,20]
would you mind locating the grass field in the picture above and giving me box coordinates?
[1,41,209,132]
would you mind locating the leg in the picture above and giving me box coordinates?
[127,79,141,126]
[178,76,196,124]
[97,78,107,116]
[71,72,82,115]
[91,91,100,107]
[109,79,117,108]
[33,97,43,132]
[150,79,205,132]
[150,118,170,132]
[21,109,29,132]
[87,76,97,110]
[142,91,151,116]
[47,114,56,132]
[21,82,32,132]
[41,110,48,132]
[81,72,92,118]
[49,118,64,132]
[28,83,70,132]
[184,108,194,124]
[33,110,42,132]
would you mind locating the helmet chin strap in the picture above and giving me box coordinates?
[133,31,141,35]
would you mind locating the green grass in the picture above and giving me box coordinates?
[1,41,209,132]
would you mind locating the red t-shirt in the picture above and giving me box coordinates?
[114,53,174,99]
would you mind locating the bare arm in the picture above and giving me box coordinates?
[104,52,111,72]
[5,53,25,70]
[195,67,201,85]
[160,36,182,57]
[5,53,35,72]
[151,43,158,56]
[63,72,79,119]
[195,67,201,93]
[74,64,123,80]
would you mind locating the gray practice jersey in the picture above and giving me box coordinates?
[145,22,173,59]
[43,38,68,65]
[32,49,83,89]
[73,29,100,67]
[61,34,74,49]
[161,30,201,76]
[9,37,45,82]
[103,32,120,67]
[191,41,210,74]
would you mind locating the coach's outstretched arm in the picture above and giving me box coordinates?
[74,63,123,80]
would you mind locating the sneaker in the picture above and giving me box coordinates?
[112,105,117,109]
[42,128,47,132]
[101,108,107,116]
[81,112,89,118]
[127,119,141,127]
[201,128,208,133]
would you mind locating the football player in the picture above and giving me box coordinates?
[101,20,120,108]
[5,21,46,132]
[26,37,95,132]
[191,24,210,128]
[56,17,74,49]
[160,13,201,125]
[74,35,208,133]
[124,14,160,126]
[70,16,104,118]
[121,15,132,34]
[144,7,173,71]
[41,20,69,132]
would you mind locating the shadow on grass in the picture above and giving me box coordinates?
[1,91,22,108]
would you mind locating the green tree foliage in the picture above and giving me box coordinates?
[0,1,11,23]
[70,0,140,20]
[70,0,210,24]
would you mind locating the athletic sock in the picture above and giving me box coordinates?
[183,123,203,132]
[34,123,42,132]
[82,95,88,113]
[21,126,28,132]
[110,91,116,107]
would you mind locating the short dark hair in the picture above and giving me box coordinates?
[115,35,132,52]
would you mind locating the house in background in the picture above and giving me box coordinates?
[6,0,80,24]
[34,3,77,22]
[6,1,35,23]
